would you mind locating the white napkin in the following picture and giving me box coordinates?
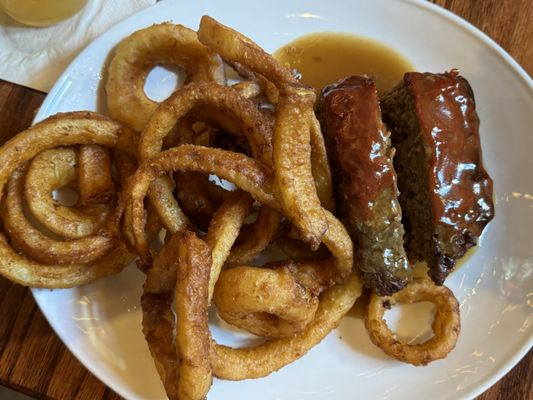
[0,0,157,92]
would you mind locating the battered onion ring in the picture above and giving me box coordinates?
[142,231,213,400]
[286,259,341,296]
[113,149,139,189]
[309,113,335,212]
[173,232,213,399]
[78,144,115,205]
[141,190,249,299]
[139,82,273,234]
[173,171,220,231]
[218,70,333,220]
[141,291,178,397]
[125,145,274,263]
[228,61,281,105]
[142,225,361,388]
[275,231,331,263]
[124,145,352,280]
[148,175,190,234]
[139,82,273,164]
[3,167,118,265]
[0,236,133,288]
[198,16,298,87]
[0,112,137,287]
[231,80,262,99]
[198,16,334,243]
[228,206,282,264]
[25,147,112,239]
[106,23,225,132]
[213,265,319,337]
[204,190,252,302]
[210,273,362,380]
[365,279,460,366]
[273,85,327,249]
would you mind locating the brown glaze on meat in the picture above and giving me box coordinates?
[321,75,410,295]
[407,71,494,239]
[322,76,396,221]
[382,70,494,285]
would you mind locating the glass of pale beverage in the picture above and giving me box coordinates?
[0,0,88,26]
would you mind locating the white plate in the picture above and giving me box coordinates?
[32,0,533,399]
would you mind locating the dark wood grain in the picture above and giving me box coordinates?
[0,0,531,399]
[432,0,532,75]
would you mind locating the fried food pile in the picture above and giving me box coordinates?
[0,15,493,399]
[0,113,138,287]
[119,20,362,396]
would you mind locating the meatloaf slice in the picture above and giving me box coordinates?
[320,75,410,296]
[381,70,494,284]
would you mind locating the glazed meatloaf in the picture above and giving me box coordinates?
[381,70,494,285]
[320,75,410,296]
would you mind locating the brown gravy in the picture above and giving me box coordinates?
[273,32,414,93]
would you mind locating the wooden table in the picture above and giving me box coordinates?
[0,0,531,399]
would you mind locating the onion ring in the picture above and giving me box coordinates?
[3,167,118,265]
[124,145,352,278]
[173,231,213,399]
[141,291,178,397]
[142,231,213,399]
[24,147,112,239]
[142,225,361,388]
[211,273,362,379]
[147,175,190,234]
[173,171,220,231]
[365,279,460,366]
[139,82,274,164]
[273,85,327,249]
[228,206,282,264]
[0,112,137,287]
[125,145,274,263]
[139,82,273,234]
[230,80,262,99]
[0,112,137,180]
[198,17,334,244]
[309,113,335,212]
[78,144,115,205]
[204,190,252,302]
[0,235,133,288]
[106,23,225,132]
[198,15,298,88]
[213,265,319,337]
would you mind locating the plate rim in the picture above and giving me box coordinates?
[31,0,533,399]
